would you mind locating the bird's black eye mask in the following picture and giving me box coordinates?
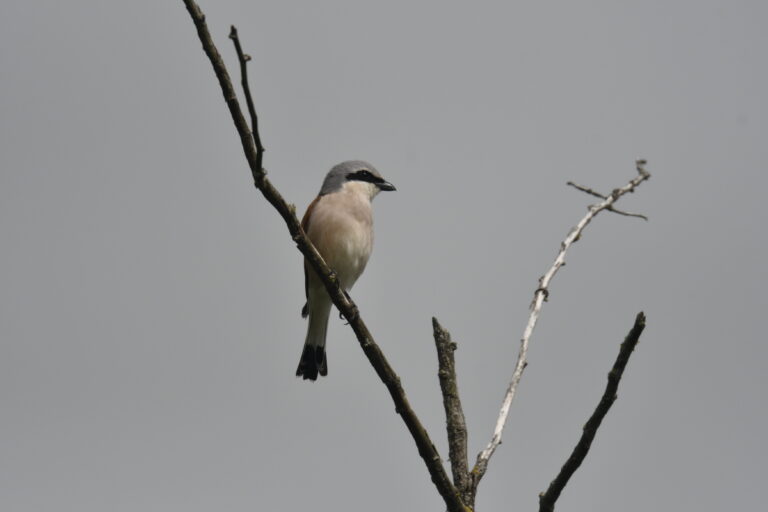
[346,170,385,185]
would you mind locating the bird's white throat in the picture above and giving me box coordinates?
[342,180,381,201]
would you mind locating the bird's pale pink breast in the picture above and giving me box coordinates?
[305,188,373,290]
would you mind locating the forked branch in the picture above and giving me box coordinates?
[181,2,466,511]
[566,181,648,220]
[469,161,651,495]
[433,317,471,505]
[228,25,264,168]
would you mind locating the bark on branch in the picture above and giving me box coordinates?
[228,25,264,166]
[432,317,471,505]
[538,312,647,512]
[181,2,467,511]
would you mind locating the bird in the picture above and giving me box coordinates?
[296,160,396,381]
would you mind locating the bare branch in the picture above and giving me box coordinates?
[603,207,648,221]
[567,181,648,221]
[181,2,466,510]
[539,312,647,512]
[469,161,651,493]
[432,317,471,505]
[182,0,263,186]
[566,181,608,199]
[228,25,264,169]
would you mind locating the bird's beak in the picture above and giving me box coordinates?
[377,180,396,192]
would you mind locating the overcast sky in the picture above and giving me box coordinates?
[2,1,766,511]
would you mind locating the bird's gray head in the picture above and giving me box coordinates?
[319,160,396,197]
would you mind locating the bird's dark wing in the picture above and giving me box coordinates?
[300,196,320,318]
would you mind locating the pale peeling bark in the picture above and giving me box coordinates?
[470,161,651,494]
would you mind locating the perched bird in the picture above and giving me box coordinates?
[296,160,396,380]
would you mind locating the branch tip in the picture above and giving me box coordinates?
[538,312,646,512]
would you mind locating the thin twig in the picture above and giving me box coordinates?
[469,160,650,494]
[432,317,471,505]
[183,1,262,186]
[539,312,647,512]
[567,181,648,220]
[566,181,608,199]
[181,2,467,511]
[229,25,264,170]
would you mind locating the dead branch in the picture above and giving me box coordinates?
[181,2,466,511]
[539,312,647,512]
[432,317,471,505]
[469,161,651,495]
[228,26,264,166]
[567,181,648,220]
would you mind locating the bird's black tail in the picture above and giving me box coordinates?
[295,344,328,381]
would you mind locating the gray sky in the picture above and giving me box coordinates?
[2,1,766,510]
